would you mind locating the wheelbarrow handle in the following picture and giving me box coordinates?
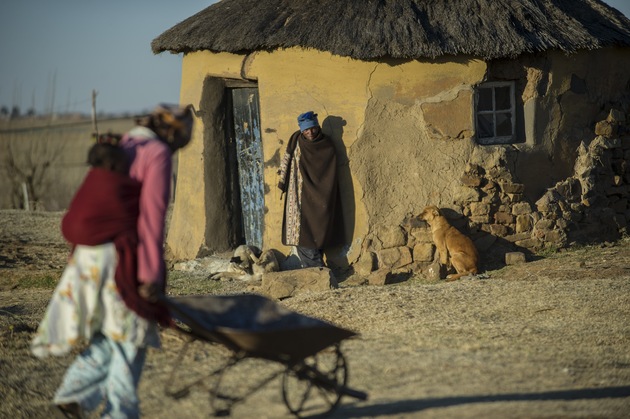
[339,386,369,401]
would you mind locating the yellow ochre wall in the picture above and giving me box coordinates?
[167,47,487,264]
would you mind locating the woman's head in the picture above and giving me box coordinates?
[138,104,194,151]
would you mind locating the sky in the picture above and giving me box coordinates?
[0,1,216,116]
[1,0,629,116]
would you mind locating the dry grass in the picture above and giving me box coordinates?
[1,210,630,418]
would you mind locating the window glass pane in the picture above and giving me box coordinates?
[477,88,493,111]
[495,86,512,111]
[496,112,512,136]
[477,114,494,138]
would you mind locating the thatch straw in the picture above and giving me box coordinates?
[152,0,630,60]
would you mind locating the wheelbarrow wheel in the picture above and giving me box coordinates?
[281,345,348,417]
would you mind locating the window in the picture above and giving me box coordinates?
[475,81,516,145]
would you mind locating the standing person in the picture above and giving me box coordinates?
[277,111,342,268]
[31,104,194,419]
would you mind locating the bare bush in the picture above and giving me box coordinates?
[1,129,66,210]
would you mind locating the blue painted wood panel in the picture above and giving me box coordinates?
[231,88,264,249]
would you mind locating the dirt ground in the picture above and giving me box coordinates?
[1,209,630,418]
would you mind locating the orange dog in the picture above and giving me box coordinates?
[419,206,479,281]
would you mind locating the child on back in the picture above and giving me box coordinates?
[60,141,141,247]
[87,141,128,174]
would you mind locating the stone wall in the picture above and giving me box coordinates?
[354,109,630,280]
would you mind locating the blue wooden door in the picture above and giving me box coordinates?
[231,88,264,249]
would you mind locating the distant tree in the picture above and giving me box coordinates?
[0,106,8,118]
[10,106,20,119]
[1,128,66,210]
[26,108,36,117]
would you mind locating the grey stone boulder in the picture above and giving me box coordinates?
[260,267,338,299]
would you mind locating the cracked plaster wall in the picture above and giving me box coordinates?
[168,47,630,268]
[478,48,630,203]
[350,57,486,231]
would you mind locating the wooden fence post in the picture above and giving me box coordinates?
[22,182,30,211]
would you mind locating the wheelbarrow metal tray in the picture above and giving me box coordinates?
[166,294,356,361]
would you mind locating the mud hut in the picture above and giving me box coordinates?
[153,0,630,275]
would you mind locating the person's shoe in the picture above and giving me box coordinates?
[54,402,85,419]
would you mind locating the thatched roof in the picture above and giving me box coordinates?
[152,0,630,60]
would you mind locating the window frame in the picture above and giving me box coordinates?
[474,81,516,145]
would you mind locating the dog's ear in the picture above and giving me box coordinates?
[432,207,441,217]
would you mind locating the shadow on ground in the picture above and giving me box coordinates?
[318,386,630,418]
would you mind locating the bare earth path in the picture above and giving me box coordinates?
[1,210,629,418]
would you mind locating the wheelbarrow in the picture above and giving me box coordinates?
[161,293,368,417]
